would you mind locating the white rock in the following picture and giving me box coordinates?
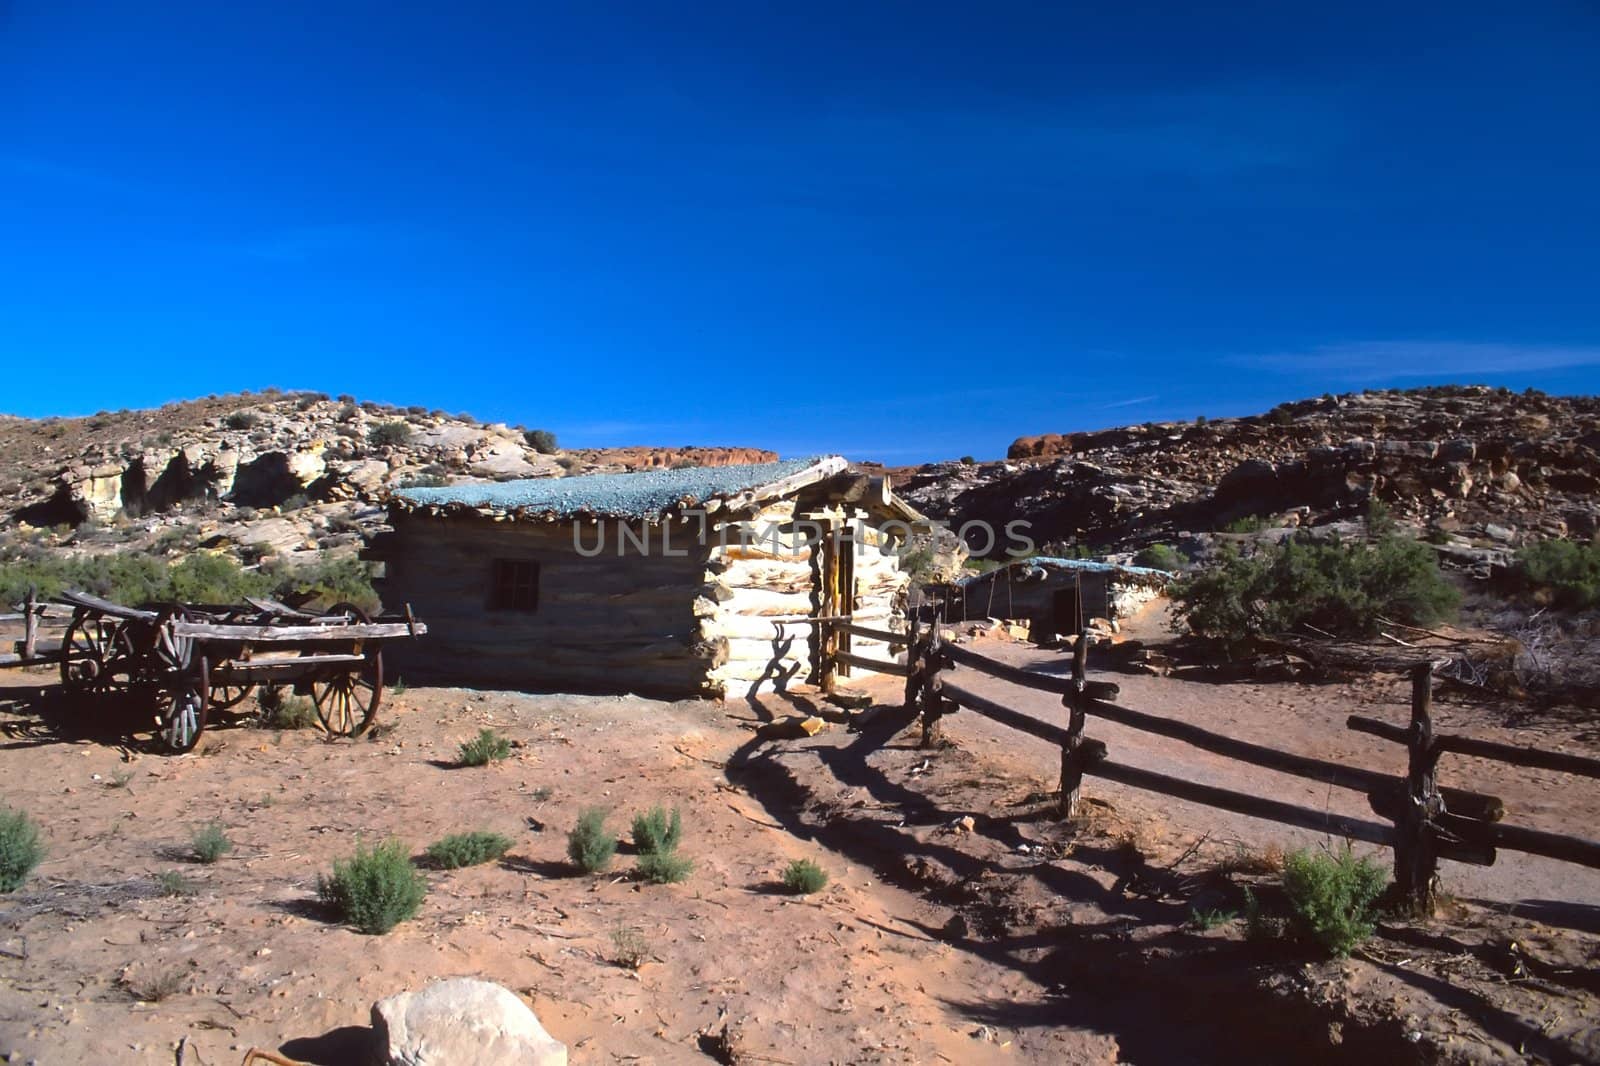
[372,978,566,1066]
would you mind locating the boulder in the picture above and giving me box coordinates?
[372,978,567,1066]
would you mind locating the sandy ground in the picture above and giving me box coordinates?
[0,620,1597,1066]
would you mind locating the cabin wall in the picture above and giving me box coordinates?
[703,499,909,698]
[370,514,718,697]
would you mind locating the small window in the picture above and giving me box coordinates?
[490,559,539,611]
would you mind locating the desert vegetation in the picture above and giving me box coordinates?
[424,830,513,869]
[567,807,618,874]
[317,839,428,934]
[0,807,44,892]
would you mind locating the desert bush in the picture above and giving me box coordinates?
[1170,533,1458,640]
[424,831,513,869]
[1221,514,1271,534]
[1133,543,1185,571]
[264,556,378,613]
[636,851,693,884]
[611,925,649,969]
[122,967,186,1002]
[630,806,682,856]
[781,858,828,895]
[223,411,259,430]
[317,839,427,934]
[156,870,197,897]
[257,687,317,729]
[457,728,511,767]
[170,553,274,604]
[367,421,412,448]
[190,821,233,864]
[1188,907,1236,931]
[1512,539,1600,611]
[567,808,617,874]
[0,808,45,892]
[523,429,559,454]
[1280,846,1387,956]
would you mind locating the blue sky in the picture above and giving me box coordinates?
[2,3,1597,462]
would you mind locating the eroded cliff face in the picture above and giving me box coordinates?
[898,386,1600,560]
[0,391,775,567]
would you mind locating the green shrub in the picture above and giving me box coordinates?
[1280,847,1387,957]
[781,858,828,895]
[367,421,413,448]
[317,839,427,934]
[190,821,233,864]
[457,728,512,767]
[1513,539,1600,610]
[567,808,617,874]
[1222,514,1271,534]
[1171,532,1459,640]
[257,687,317,729]
[425,831,513,869]
[631,806,682,856]
[523,429,559,454]
[1187,907,1236,931]
[264,556,379,613]
[169,553,273,604]
[156,870,197,897]
[636,851,693,884]
[0,808,45,892]
[1133,543,1185,571]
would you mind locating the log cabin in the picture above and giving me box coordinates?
[362,456,925,698]
[944,557,1173,639]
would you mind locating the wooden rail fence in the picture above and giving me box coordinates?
[898,622,1600,911]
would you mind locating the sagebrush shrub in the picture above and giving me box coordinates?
[1171,532,1459,640]
[457,729,512,767]
[523,428,559,454]
[781,858,828,895]
[317,839,427,934]
[636,851,693,884]
[567,808,617,874]
[631,806,682,855]
[425,831,513,869]
[367,420,412,448]
[1513,538,1600,610]
[0,808,45,892]
[190,821,233,864]
[1281,846,1387,956]
[258,688,317,729]
[1133,543,1185,571]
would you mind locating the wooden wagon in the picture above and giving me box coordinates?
[13,590,426,753]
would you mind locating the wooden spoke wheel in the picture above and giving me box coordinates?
[59,611,135,696]
[158,654,209,754]
[311,649,382,738]
[310,603,382,737]
[208,648,256,713]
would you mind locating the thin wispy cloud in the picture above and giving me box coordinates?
[0,155,136,196]
[1234,341,1600,381]
[242,223,416,263]
[1102,394,1158,409]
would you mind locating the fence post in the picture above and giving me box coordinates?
[919,620,946,748]
[1395,662,1442,914]
[1059,629,1089,817]
[902,616,923,710]
[22,588,38,662]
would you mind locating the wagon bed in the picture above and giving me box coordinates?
[5,589,426,752]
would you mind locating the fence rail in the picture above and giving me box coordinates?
[902,624,1600,910]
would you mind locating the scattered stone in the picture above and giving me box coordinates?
[372,978,567,1066]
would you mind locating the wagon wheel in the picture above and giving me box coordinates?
[158,654,210,754]
[310,603,382,738]
[208,647,257,713]
[59,610,134,696]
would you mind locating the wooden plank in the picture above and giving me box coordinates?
[1085,756,1395,849]
[845,624,908,646]
[172,620,427,642]
[243,596,321,619]
[1437,733,1600,779]
[943,642,1120,700]
[940,679,1072,747]
[222,653,368,676]
[1480,821,1600,869]
[834,651,911,678]
[58,590,159,621]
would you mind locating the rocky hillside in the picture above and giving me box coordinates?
[897,385,1600,565]
[0,390,772,570]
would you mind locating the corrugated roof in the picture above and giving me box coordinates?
[393,456,836,520]
[956,556,1173,586]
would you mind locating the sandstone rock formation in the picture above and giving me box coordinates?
[899,386,1600,559]
[372,978,567,1066]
